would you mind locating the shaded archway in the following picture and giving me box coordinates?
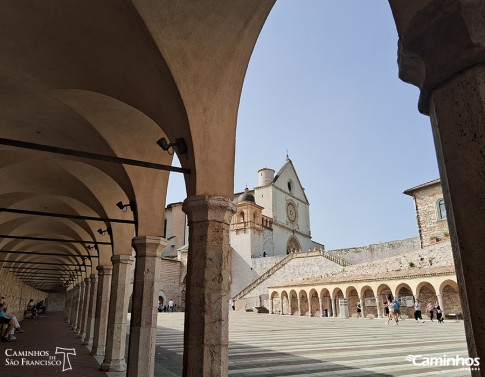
[289,290,298,315]
[271,291,281,314]
[332,287,344,317]
[346,286,359,318]
[309,289,319,317]
[320,288,331,317]
[396,283,414,318]
[361,286,377,317]
[439,280,461,317]
[299,290,309,316]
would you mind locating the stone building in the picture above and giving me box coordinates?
[160,157,324,304]
[404,179,449,248]
[249,179,462,321]
[2,3,485,376]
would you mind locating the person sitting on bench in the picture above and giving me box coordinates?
[36,300,46,314]
[1,301,24,334]
[0,304,17,341]
[26,299,37,318]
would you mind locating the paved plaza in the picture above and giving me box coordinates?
[154,312,471,377]
[0,311,471,377]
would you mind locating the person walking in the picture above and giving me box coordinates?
[427,300,435,321]
[168,299,174,313]
[356,303,362,318]
[414,299,423,322]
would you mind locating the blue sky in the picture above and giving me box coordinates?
[167,1,440,250]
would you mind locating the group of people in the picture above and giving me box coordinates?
[0,297,24,342]
[157,299,175,313]
[413,299,443,323]
[379,296,444,324]
[26,298,47,318]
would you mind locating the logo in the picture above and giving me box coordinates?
[405,354,480,371]
[4,347,76,372]
[55,347,76,372]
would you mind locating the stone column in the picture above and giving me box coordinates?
[359,297,365,319]
[84,273,98,346]
[75,281,86,335]
[64,289,72,322]
[91,265,112,356]
[375,296,381,319]
[182,195,236,377]
[318,295,323,317]
[80,277,91,340]
[71,284,81,331]
[297,296,301,316]
[64,290,71,321]
[127,236,165,377]
[331,298,336,318]
[389,2,485,369]
[268,296,273,314]
[101,255,135,372]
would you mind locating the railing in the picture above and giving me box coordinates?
[233,249,352,300]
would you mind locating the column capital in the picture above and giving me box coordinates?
[183,195,236,223]
[111,255,135,265]
[84,277,91,284]
[97,265,113,275]
[389,0,485,114]
[132,236,167,257]
[90,273,98,282]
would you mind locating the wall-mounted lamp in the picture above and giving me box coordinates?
[116,201,135,212]
[97,228,111,236]
[156,137,188,155]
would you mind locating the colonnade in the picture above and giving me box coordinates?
[269,274,461,319]
[63,196,235,377]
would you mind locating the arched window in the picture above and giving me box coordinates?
[239,211,245,223]
[437,198,447,220]
[286,236,301,255]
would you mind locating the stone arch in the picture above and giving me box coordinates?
[346,286,359,318]
[270,291,281,314]
[299,290,309,316]
[286,236,301,255]
[439,280,461,316]
[289,289,298,315]
[309,288,319,317]
[361,286,376,317]
[158,290,168,309]
[395,283,414,318]
[320,288,331,317]
[281,291,289,315]
[332,287,344,317]
[416,281,437,318]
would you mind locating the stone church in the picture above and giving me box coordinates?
[158,157,324,307]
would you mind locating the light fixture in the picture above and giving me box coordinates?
[97,228,111,236]
[156,137,188,155]
[116,201,135,212]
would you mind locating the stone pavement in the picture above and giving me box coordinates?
[0,311,108,377]
[0,311,472,377]
[155,312,472,377]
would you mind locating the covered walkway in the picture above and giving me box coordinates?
[0,311,115,377]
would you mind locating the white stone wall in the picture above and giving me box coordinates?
[330,237,421,264]
[319,241,454,280]
[254,185,273,218]
[230,247,259,298]
[251,255,286,275]
[242,254,344,298]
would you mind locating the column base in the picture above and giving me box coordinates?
[90,346,105,357]
[101,359,127,372]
